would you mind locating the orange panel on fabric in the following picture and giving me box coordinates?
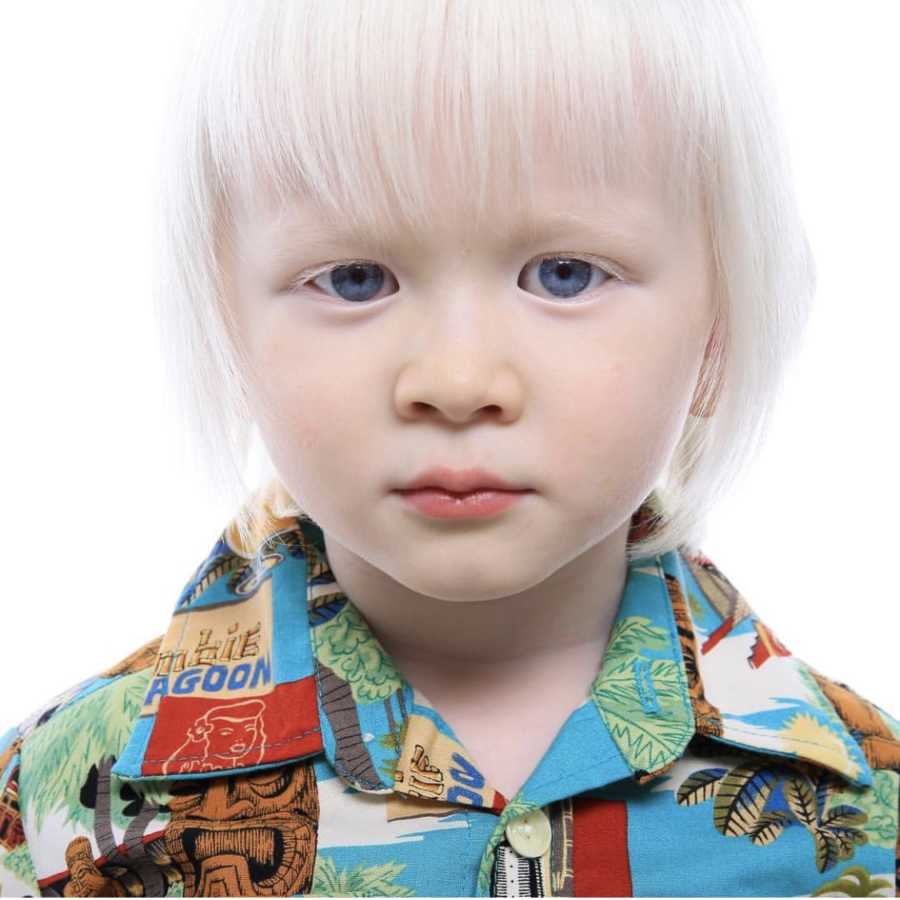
[142,675,322,776]
[572,795,633,897]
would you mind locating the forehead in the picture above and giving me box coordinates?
[230,127,680,256]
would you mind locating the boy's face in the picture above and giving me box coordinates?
[223,141,716,603]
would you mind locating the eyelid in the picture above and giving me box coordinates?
[290,252,627,282]
[287,258,371,288]
[544,252,630,283]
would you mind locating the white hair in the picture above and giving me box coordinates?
[152,0,816,561]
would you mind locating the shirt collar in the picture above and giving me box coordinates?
[111,479,887,809]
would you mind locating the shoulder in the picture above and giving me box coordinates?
[676,545,900,795]
[5,634,162,820]
[11,633,162,751]
[1,634,161,893]
[670,547,900,891]
[803,662,900,776]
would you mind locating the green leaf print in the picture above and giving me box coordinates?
[311,855,414,896]
[19,669,153,833]
[785,773,819,828]
[1,843,39,894]
[377,722,403,782]
[313,604,403,704]
[828,769,898,849]
[592,652,693,772]
[822,805,868,828]
[712,765,779,837]
[602,616,670,660]
[811,864,892,897]
[814,828,845,874]
[676,762,871,873]
[749,811,788,846]
[675,766,728,805]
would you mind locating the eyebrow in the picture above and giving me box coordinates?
[262,207,653,260]
[503,211,647,246]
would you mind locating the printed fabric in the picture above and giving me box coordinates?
[2,478,899,897]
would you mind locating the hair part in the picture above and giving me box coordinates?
[153,0,816,560]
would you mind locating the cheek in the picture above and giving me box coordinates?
[250,359,322,455]
[242,314,341,452]
[556,337,697,486]
[253,372,352,466]
[245,319,381,512]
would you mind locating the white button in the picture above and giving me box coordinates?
[504,808,551,858]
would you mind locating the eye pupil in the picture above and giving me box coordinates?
[538,256,593,299]
[330,262,385,302]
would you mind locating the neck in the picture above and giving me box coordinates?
[320,517,630,671]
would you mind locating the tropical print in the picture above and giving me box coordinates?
[2,478,899,897]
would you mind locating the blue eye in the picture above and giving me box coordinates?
[292,254,620,304]
[312,261,393,303]
[520,255,618,300]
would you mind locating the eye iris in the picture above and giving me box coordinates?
[331,262,385,302]
[538,257,592,298]
[320,256,603,303]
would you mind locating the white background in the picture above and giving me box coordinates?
[1,2,897,726]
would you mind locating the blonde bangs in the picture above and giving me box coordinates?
[192,0,724,247]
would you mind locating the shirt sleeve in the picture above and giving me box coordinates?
[0,726,41,897]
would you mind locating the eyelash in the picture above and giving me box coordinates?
[287,252,626,304]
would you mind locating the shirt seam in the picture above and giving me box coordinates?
[521,751,631,796]
[719,722,861,752]
[139,726,323,764]
[659,553,693,722]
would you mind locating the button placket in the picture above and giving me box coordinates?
[504,807,551,858]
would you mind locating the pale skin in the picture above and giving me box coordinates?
[223,135,718,800]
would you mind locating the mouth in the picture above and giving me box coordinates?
[392,486,533,519]
[396,465,532,494]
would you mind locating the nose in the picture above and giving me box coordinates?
[394,351,524,426]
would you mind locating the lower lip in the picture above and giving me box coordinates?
[394,488,531,519]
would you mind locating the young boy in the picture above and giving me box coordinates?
[3,1,898,896]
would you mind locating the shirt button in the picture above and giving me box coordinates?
[504,808,551,858]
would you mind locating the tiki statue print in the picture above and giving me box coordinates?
[165,761,319,896]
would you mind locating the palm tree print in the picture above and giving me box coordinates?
[19,668,154,833]
[311,594,404,789]
[810,864,892,896]
[311,855,414,896]
[1,842,38,893]
[676,759,868,873]
[78,755,168,895]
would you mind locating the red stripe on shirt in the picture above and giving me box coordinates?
[572,795,632,897]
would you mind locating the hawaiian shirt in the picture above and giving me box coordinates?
[2,479,899,897]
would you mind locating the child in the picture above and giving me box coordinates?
[2,1,898,896]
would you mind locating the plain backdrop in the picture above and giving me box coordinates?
[1,1,897,726]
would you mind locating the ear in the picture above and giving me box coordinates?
[689,312,725,418]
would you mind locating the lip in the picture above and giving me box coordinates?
[394,465,530,493]
[392,466,534,520]
[394,487,530,520]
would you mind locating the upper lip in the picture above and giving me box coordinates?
[395,466,531,493]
